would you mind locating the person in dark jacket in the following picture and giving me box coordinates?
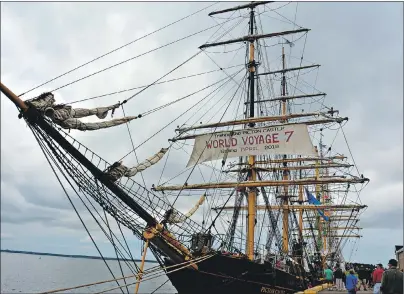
[381,259,403,294]
[358,266,368,290]
[334,265,344,291]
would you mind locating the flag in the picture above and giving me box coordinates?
[304,188,330,221]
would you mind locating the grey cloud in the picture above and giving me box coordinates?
[360,207,403,230]
[1,2,402,264]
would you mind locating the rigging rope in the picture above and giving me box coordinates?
[18,2,220,97]
[121,51,202,105]
[47,19,236,93]
[38,253,215,294]
[140,69,242,117]
[94,254,216,294]
[170,71,247,208]
[31,126,126,294]
[33,124,143,274]
[116,68,244,162]
[68,64,244,105]
[103,209,130,294]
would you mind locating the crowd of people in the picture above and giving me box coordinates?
[323,259,403,294]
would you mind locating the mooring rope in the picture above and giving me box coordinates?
[94,253,215,294]
[38,253,215,294]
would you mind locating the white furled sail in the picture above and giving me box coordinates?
[186,124,316,167]
[25,92,137,131]
[105,148,169,181]
[167,193,206,224]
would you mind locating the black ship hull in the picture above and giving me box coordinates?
[165,254,307,294]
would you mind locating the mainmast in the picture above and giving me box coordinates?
[280,46,290,255]
[202,0,273,262]
[246,6,257,261]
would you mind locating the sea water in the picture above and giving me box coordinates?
[1,252,177,293]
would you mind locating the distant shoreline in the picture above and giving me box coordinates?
[1,249,158,263]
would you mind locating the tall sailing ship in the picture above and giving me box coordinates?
[2,2,369,294]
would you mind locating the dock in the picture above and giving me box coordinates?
[297,284,373,294]
[321,292,372,294]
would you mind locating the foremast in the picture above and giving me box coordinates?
[281,45,290,255]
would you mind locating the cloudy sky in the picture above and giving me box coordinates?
[1,1,403,268]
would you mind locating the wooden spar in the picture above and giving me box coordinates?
[135,240,149,294]
[257,64,320,77]
[213,204,367,211]
[170,117,347,141]
[245,93,326,104]
[152,177,369,191]
[296,227,362,231]
[208,1,273,16]
[251,156,347,164]
[299,175,348,179]
[199,28,309,49]
[281,46,289,255]
[224,163,354,173]
[239,212,360,217]
[304,216,359,220]
[175,111,326,133]
[246,7,256,261]
[0,82,28,111]
[302,234,362,238]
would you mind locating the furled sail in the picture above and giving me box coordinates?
[25,92,137,131]
[105,148,169,182]
[165,194,206,224]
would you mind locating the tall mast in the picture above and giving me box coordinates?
[319,133,327,268]
[246,6,257,261]
[281,46,290,255]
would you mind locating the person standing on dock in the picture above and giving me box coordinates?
[372,264,384,294]
[334,265,345,291]
[358,266,368,291]
[346,270,358,294]
[380,259,403,294]
[324,266,334,284]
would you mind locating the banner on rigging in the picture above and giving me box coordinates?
[186,124,316,167]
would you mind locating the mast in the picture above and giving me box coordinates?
[246,6,257,261]
[281,46,289,255]
[298,156,304,245]
[319,133,327,268]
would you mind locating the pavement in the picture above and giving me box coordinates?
[321,290,373,294]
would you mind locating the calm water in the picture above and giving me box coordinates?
[1,252,177,293]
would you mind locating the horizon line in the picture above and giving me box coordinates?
[1,249,159,263]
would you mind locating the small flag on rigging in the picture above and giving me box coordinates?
[304,188,330,221]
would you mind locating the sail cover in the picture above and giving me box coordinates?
[25,92,138,131]
[105,148,169,181]
[186,124,316,167]
[167,193,206,224]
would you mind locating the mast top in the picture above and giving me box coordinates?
[199,29,310,49]
[208,1,273,16]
